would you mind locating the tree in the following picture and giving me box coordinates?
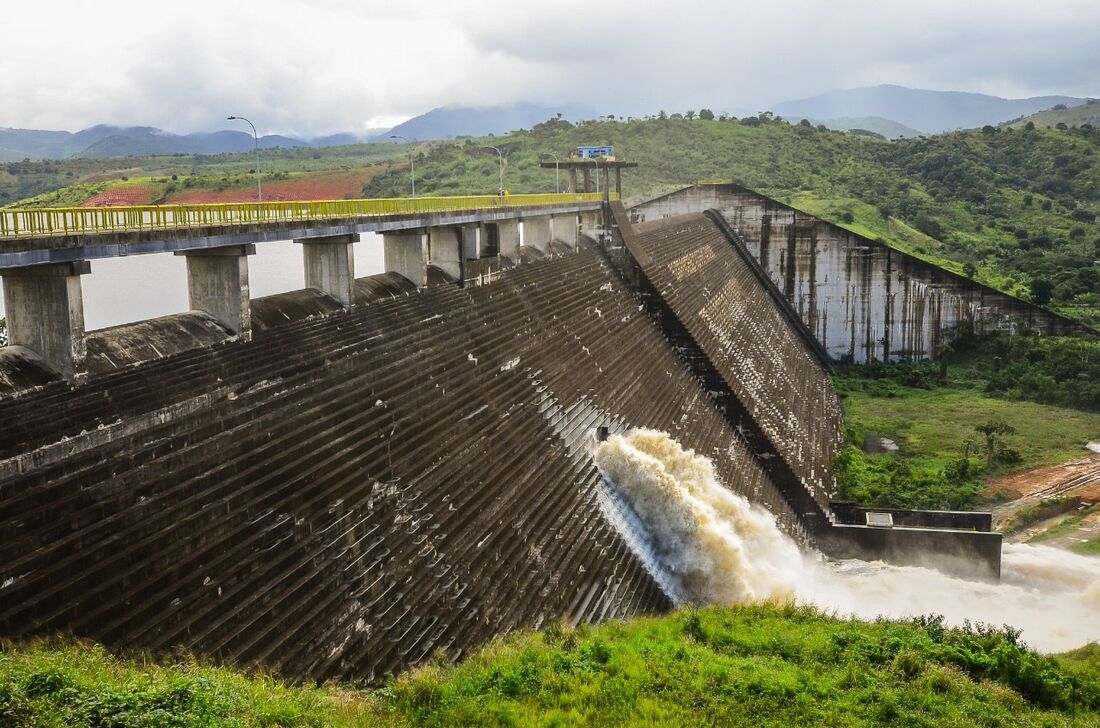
[1030,277,1055,306]
[698,108,715,121]
[684,110,696,120]
[975,418,1016,467]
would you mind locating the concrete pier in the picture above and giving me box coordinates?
[496,220,520,259]
[522,216,553,254]
[383,230,429,287]
[553,213,579,250]
[1,261,89,379]
[175,245,254,339]
[428,227,462,280]
[297,234,356,308]
[580,210,603,239]
[461,225,479,260]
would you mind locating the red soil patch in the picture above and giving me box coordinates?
[81,184,158,207]
[167,169,378,204]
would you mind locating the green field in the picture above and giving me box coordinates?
[832,339,1100,510]
[4,605,1098,727]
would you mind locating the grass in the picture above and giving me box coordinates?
[838,384,1100,474]
[1001,497,1083,536]
[831,352,1100,510]
[1027,503,1100,543]
[3,606,1099,727]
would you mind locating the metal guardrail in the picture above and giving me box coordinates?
[0,192,615,239]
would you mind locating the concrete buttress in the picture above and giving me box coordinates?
[1,261,89,380]
[296,234,357,308]
[175,245,254,340]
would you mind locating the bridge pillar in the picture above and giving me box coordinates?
[383,230,428,287]
[296,234,356,308]
[553,213,579,250]
[496,219,520,260]
[1,261,89,380]
[461,225,479,260]
[522,216,552,254]
[428,227,462,281]
[175,245,254,340]
[579,210,603,240]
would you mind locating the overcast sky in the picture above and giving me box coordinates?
[2,0,1098,136]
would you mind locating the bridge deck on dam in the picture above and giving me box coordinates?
[0,193,608,267]
[0,239,805,683]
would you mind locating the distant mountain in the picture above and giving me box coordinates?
[373,103,594,142]
[772,85,1091,134]
[806,116,924,139]
[0,125,341,161]
[75,128,310,159]
[1006,99,1100,129]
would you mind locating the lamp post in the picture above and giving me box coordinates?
[484,146,504,199]
[540,152,560,194]
[227,115,261,202]
[389,135,415,196]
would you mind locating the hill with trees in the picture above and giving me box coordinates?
[361,114,1100,327]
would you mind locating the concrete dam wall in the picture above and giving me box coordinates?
[0,206,1002,683]
[0,234,813,683]
[630,183,1091,362]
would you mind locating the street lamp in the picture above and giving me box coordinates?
[540,152,560,194]
[484,146,505,199]
[227,115,261,202]
[389,135,415,196]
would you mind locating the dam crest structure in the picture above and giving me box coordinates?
[0,184,1085,683]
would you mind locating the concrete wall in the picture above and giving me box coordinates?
[616,209,843,530]
[1,262,88,379]
[383,231,428,287]
[428,227,462,280]
[522,216,553,254]
[631,184,1091,362]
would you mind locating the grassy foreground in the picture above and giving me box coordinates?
[3,605,1099,727]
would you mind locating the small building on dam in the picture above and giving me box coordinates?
[0,184,1079,683]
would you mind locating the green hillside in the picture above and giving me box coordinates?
[361,116,1100,326]
[3,605,1098,727]
[6,115,1099,326]
[1008,100,1100,130]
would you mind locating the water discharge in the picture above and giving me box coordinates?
[593,428,1100,653]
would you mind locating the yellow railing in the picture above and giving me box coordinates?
[0,192,615,239]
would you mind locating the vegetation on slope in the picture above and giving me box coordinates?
[3,606,1099,727]
[0,143,406,208]
[358,115,1100,325]
[1007,99,1100,130]
[7,114,1099,324]
[833,336,1100,510]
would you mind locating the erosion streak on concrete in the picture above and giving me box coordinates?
[630,184,1091,362]
[0,247,802,684]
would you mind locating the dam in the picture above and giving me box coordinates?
[0,183,1074,683]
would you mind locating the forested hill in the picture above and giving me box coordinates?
[364,116,1100,326]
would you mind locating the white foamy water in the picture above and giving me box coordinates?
[593,428,1100,653]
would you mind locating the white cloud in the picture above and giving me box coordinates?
[1,0,1097,135]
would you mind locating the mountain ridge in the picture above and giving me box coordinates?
[773,84,1092,134]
